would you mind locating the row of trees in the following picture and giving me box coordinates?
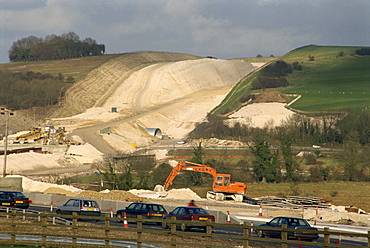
[189,111,370,147]
[0,71,72,109]
[8,32,105,62]
[85,134,369,193]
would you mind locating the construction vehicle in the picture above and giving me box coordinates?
[163,161,247,201]
[11,128,46,144]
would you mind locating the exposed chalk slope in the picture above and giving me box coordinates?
[104,58,254,111]
[52,52,201,118]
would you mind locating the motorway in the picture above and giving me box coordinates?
[28,205,368,248]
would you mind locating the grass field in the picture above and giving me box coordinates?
[281,46,370,113]
[0,54,120,82]
[212,45,370,115]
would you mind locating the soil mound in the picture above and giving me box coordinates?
[253,91,290,103]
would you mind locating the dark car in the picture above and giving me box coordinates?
[162,206,215,232]
[116,202,167,225]
[56,199,101,218]
[0,191,32,209]
[257,216,319,242]
[0,192,16,208]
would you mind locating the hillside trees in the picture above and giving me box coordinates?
[0,71,72,110]
[252,60,302,90]
[9,31,105,62]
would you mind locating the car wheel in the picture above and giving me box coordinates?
[257,229,265,238]
[116,213,123,223]
[56,210,61,215]
[162,221,168,229]
[180,223,188,232]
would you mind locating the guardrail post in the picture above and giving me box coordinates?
[242,222,249,248]
[324,227,330,248]
[104,213,110,247]
[72,212,78,245]
[137,215,143,248]
[281,224,288,248]
[170,216,176,247]
[205,219,212,248]
[41,211,47,248]
[11,209,16,244]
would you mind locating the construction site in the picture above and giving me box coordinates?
[0,52,369,228]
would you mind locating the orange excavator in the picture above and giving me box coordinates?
[163,161,247,201]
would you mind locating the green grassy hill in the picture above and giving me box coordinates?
[212,45,370,115]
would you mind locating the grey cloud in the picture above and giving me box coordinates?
[0,0,369,63]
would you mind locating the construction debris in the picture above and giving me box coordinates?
[257,196,331,209]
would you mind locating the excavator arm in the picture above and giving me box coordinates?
[163,161,217,190]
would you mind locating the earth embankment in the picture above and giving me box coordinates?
[52,52,201,118]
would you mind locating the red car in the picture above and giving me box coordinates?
[162,206,215,232]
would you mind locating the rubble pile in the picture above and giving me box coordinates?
[129,188,201,200]
[77,190,146,202]
[187,138,245,148]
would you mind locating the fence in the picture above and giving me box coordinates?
[0,209,368,248]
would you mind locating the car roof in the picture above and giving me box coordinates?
[275,216,304,220]
[176,206,203,210]
[130,202,162,206]
[69,198,97,201]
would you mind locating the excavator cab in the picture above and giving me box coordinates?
[214,175,230,187]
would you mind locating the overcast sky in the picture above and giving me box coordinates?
[0,0,369,63]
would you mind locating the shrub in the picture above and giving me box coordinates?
[304,153,317,165]
[330,191,338,197]
[252,76,289,89]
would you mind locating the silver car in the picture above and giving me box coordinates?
[56,198,101,218]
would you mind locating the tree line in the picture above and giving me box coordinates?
[8,31,105,62]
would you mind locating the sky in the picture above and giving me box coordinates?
[0,0,369,63]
